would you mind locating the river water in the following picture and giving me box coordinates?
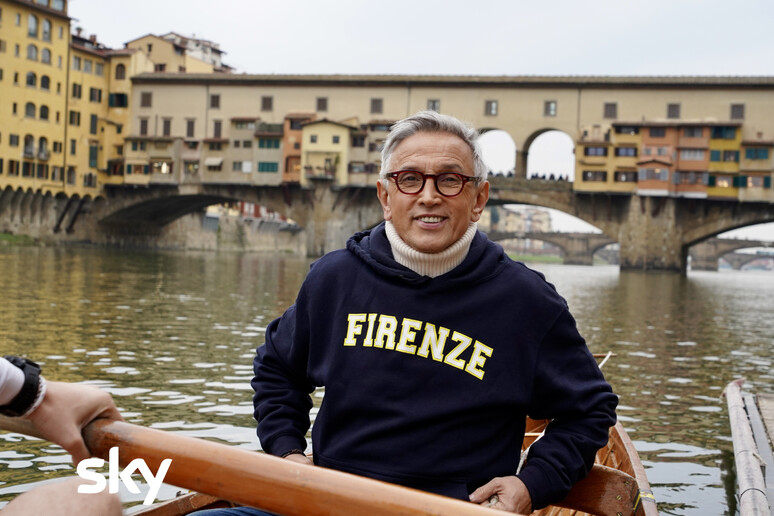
[0,245,772,515]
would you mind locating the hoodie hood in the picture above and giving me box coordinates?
[346,222,508,288]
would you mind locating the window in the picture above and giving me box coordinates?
[427,99,440,112]
[108,93,128,107]
[310,135,317,143]
[261,96,273,111]
[9,134,19,147]
[72,83,82,98]
[42,19,51,41]
[41,48,51,64]
[26,72,37,87]
[582,171,607,182]
[258,161,279,172]
[140,91,152,107]
[370,98,383,114]
[152,161,172,174]
[584,146,608,156]
[233,140,240,148]
[27,44,38,60]
[208,142,222,151]
[210,94,220,109]
[73,56,81,70]
[289,119,303,130]
[615,147,637,157]
[332,135,340,144]
[89,145,98,167]
[603,102,617,119]
[710,150,721,162]
[213,120,222,138]
[259,138,280,148]
[680,149,705,161]
[614,171,638,182]
[352,136,365,147]
[25,103,36,118]
[88,114,97,134]
[184,161,199,175]
[39,105,49,120]
[84,60,92,73]
[649,127,666,137]
[544,100,557,117]
[162,118,171,136]
[711,126,736,139]
[28,14,38,37]
[745,148,770,160]
[12,102,17,115]
[667,103,680,119]
[484,100,498,116]
[638,168,668,181]
[89,87,102,103]
[40,75,50,90]
[232,161,243,172]
[683,127,703,138]
[730,103,745,120]
[615,126,639,135]
[723,150,739,162]
[243,140,252,148]
[115,64,126,80]
[70,139,76,155]
[317,97,328,112]
[139,118,148,135]
[186,119,195,138]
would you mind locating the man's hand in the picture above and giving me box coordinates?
[25,381,123,464]
[283,452,313,466]
[469,475,532,514]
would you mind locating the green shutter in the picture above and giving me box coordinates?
[708,175,716,187]
[764,176,771,188]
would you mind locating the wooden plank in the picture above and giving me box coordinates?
[757,394,774,450]
[725,380,771,516]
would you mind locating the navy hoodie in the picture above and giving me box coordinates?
[252,223,618,509]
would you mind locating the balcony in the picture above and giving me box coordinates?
[38,149,50,161]
[23,147,36,159]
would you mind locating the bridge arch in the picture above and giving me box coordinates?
[523,129,575,182]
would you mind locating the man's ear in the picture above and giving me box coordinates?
[470,181,490,222]
[376,180,393,221]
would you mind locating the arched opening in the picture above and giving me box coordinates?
[115,63,126,80]
[40,75,50,90]
[526,130,575,181]
[478,129,516,176]
[41,48,51,64]
[27,14,38,38]
[42,19,52,41]
[26,72,37,87]
[39,105,49,120]
[25,102,36,118]
[27,44,38,61]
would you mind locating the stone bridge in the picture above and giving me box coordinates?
[2,176,774,273]
[689,238,774,271]
[485,229,616,266]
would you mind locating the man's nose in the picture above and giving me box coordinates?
[418,177,442,203]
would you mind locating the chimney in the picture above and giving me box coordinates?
[75,27,83,37]
[89,34,97,43]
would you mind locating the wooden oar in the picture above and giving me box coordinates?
[0,415,505,516]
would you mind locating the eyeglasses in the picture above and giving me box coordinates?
[386,170,479,197]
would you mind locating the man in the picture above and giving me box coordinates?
[201,111,618,515]
[0,356,124,515]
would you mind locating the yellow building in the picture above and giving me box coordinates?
[124,33,223,74]
[0,0,70,195]
[299,119,359,187]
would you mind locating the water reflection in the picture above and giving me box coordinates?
[0,249,772,515]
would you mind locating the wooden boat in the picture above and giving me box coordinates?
[125,417,656,516]
[724,379,774,516]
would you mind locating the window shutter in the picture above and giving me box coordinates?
[708,175,716,187]
[764,176,771,188]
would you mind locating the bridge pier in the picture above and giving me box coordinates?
[617,197,687,273]
[689,241,719,271]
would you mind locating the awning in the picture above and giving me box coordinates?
[204,157,223,166]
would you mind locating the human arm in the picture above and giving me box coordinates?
[252,303,316,460]
[513,310,618,509]
[27,380,123,464]
[1,357,123,464]
[469,475,531,514]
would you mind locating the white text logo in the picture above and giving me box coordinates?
[76,446,172,505]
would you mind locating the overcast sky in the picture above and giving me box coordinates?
[67,0,774,240]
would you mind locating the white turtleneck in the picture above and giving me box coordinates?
[385,221,478,278]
